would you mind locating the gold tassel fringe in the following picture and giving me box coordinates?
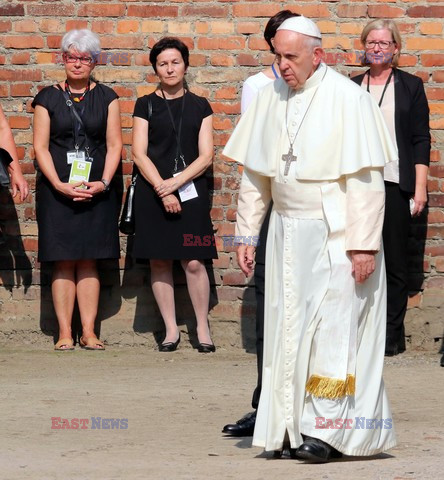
[305,374,356,399]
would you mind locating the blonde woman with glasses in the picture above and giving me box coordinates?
[352,19,431,357]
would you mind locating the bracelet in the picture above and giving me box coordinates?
[101,178,110,192]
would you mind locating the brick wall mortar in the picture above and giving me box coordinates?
[0,1,442,350]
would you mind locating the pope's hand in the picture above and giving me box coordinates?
[350,251,376,284]
[237,244,256,277]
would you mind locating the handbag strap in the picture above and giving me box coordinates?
[132,96,153,182]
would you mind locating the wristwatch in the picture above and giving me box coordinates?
[101,178,110,192]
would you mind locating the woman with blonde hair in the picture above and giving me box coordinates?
[352,19,430,356]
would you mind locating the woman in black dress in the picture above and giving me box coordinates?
[33,29,122,351]
[132,37,217,353]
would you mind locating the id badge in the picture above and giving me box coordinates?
[69,158,92,188]
[67,150,86,165]
[173,172,198,202]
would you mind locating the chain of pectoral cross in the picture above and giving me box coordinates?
[282,67,327,176]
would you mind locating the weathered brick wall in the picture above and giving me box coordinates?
[0,1,442,350]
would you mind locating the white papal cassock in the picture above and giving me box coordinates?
[223,63,398,456]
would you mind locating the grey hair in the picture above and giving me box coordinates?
[303,35,322,51]
[61,29,101,56]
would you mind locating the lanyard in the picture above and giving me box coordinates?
[160,89,186,172]
[57,84,91,157]
[366,69,394,107]
[271,63,279,79]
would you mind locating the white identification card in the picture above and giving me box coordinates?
[68,159,91,188]
[173,172,198,202]
[67,150,86,165]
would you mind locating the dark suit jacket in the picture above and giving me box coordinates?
[351,68,430,194]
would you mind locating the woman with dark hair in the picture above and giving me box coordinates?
[241,10,298,112]
[352,19,431,356]
[132,37,217,353]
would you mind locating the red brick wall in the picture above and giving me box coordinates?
[0,1,442,349]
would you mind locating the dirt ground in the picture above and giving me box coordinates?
[0,344,442,480]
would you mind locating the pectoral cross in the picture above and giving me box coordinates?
[281,146,297,176]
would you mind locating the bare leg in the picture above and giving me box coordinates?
[52,260,76,345]
[181,259,212,345]
[150,259,179,343]
[76,259,100,340]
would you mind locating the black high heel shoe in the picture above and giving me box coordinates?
[197,342,216,353]
[159,334,180,352]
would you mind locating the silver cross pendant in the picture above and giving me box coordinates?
[282,146,297,176]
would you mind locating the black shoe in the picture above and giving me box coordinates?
[441,353,444,367]
[159,334,180,352]
[296,436,342,463]
[273,443,300,459]
[197,342,216,353]
[222,411,256,437]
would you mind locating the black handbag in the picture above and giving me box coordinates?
[0,147,13,188]
[119,173,138,235]
[119,97,152,235]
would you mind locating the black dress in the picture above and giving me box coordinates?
[32,84,120,262]
[132,91,217,260]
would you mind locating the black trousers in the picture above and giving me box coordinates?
[251,205,271,409]
[383,182,410,353]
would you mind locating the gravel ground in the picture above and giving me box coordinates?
[0,346,442,480]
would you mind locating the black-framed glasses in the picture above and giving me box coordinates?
[365,41,394,51]
[63,53,94,65]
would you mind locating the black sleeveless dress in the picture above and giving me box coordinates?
[132,91,217,260]
[32,84,120,262]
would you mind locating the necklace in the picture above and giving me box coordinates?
[65,79,90,103]
[366,69,393,107]
[282,66,327,176]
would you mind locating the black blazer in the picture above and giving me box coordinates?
[351,68,430,194]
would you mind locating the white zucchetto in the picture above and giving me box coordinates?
[277,15,322,39]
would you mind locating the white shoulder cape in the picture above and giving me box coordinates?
[223,64,397,179]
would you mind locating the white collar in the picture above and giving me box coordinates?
[294,62,326,94]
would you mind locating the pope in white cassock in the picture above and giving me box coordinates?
[223,16,398,463]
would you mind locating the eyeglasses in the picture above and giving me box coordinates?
[364,41,394,51]
[63,53,94,65]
